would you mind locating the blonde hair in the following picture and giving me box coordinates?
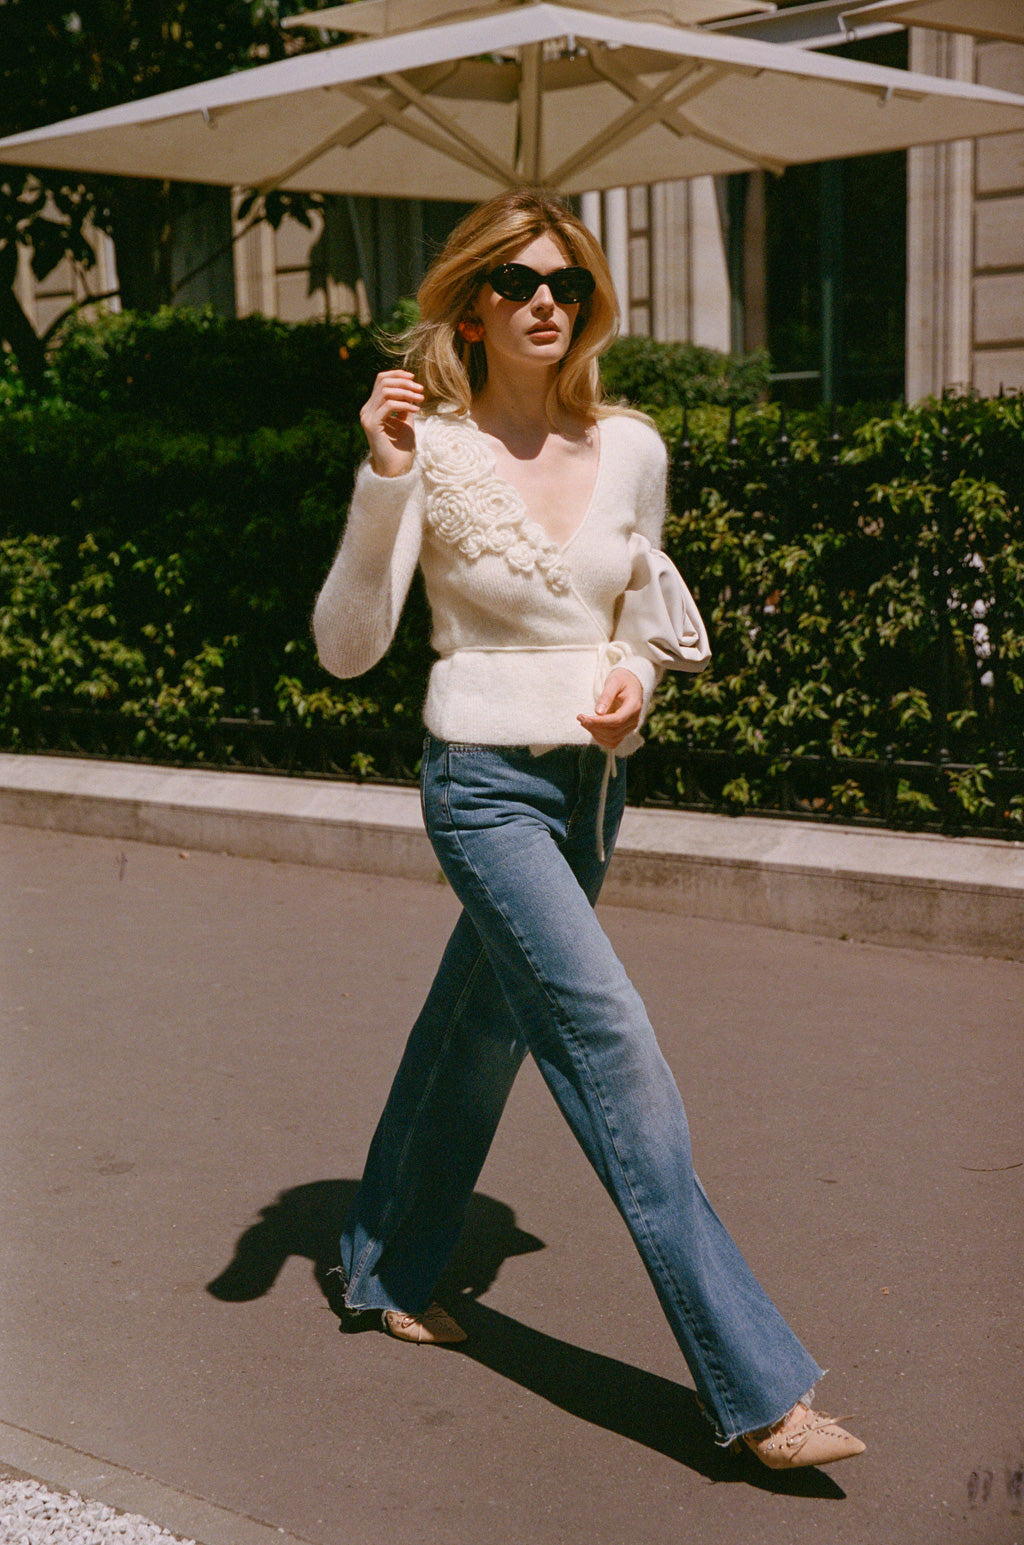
[397,190,619,423]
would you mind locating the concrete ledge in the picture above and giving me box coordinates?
[610,805,1024,960]
[3,752,1022,959]
[0,752,440,882]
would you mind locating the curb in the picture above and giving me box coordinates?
[0,1421,317,1545]
[2,752,1022,960]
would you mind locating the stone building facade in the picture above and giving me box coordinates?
[907,28,1024,396]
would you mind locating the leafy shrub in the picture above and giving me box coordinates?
[42,307,768,427]
[0,396,430,772]
[46,306,392,432]
[0,531,233,759]
[600,336,770,408]
[641,393,1024,823]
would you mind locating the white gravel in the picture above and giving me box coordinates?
[0,1479,198,1545]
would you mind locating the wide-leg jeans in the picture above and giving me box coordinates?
[339,735,823,1442]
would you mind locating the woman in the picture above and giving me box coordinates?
[313,190,864,1471]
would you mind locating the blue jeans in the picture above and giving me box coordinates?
[340,736,823,1442]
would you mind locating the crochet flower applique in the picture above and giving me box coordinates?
[419,415,571,593]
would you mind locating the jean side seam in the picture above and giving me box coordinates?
[345,938,493,1309]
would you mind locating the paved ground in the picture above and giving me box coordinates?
[2,824,1023,1545]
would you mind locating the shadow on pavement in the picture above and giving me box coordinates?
[206,1177,845,1499]
[443,1297,846,1498]
[205,1177,545,1307]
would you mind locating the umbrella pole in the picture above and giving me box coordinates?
[518,41,543,184]
[820,160,844,406]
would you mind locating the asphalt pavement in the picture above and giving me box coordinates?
[2,823,1023,1545]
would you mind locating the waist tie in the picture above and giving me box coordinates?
[594,748,618,864]
[593,641,629,864]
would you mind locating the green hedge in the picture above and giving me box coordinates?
[25,306,768,430]
[0,406,413,751]
[644,395,1024,824]
[43,307,391,432]
[2,313,1022,830]
[600,336,769,408]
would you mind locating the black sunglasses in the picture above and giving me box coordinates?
[485,263,596,305]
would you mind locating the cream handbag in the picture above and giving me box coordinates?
[616,533,711,672]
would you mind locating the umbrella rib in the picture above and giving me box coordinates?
[545,53,710,188]
[254,110,387,192]
[585,49,786,175]
[341,63,461,146]
[340,78,518,185]
[667,101,788,174]
[253,66,457,192]
[587,49,728,128]
[381,70,519,185]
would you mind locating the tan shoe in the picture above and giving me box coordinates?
[737,1406,865,1470]
[382,1302,467,1345]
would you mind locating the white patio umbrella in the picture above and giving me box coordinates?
[2,1,1024,199]
[287,0,777,32]
[842,0,1024,46]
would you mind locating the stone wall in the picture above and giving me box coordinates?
[973,37,1024,393]
[907,28,1024,398]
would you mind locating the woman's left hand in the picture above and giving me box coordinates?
[577,667,644,750]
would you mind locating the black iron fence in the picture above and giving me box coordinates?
[17,714,1024,842]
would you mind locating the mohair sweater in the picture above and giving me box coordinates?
[312,407,668,753]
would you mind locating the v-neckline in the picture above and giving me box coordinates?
[467,415,603,556]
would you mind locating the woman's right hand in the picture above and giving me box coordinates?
[360,369,424,477]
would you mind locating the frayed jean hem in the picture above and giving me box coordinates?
[713,1380,825,1447]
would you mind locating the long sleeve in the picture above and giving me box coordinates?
[607,425,669,712]
[312,458,426,680]
[630,424,669,550]
[610,421,711,703]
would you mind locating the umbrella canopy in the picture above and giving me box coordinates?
[842,0,1024,46]
[2,1,1024,199]
[287,0,777,33]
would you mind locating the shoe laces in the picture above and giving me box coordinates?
[764,1410,855,1455]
